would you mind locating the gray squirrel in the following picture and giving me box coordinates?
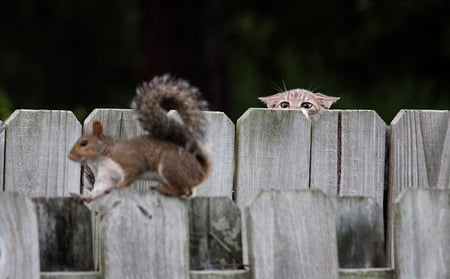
[68,74,211,202]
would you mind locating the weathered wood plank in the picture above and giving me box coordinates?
[190,269,250,279]
[197,112,235,197]
[388,110,450,265]
[0,192,40,279]
[394,188,450,279]
[3,110,81,197]
[100,189,189,279]
[246,190,339,279]
[390,110,450,198]
[339,268,395,279]
[33,197,93,271]
[189,197,243,270]
[235,109,311,209]
[334,196,385,268]
[310,110,339,195]
[40,272,101,279]
[339,111,386,207]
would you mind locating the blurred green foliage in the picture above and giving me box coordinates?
[223,0,450,121]
[0,1,449,123]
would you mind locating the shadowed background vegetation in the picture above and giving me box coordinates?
[0,0,449,123]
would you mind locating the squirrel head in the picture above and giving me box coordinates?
[68,121,108,162]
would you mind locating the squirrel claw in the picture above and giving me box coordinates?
[70,192,92,203]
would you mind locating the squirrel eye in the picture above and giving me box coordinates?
[280,101,290,108]
[80,140,88,147]
[301,102,313,109]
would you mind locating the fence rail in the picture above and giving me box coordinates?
[0,108,449,279]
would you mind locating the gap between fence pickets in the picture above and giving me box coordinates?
[336,111,342,195]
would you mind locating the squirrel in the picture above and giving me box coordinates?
[68,74,212,202]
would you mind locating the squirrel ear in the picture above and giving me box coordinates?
[92,121,104,138]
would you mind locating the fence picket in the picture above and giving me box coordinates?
[339,111,386,206]
[390,110,450,197]
[310,110,339,195]
[235,109,311,209]
[0,192,40,279]
[3,110,81,197]
[395,188,450,279]
[246,190,339,279]
[100,189,189,279]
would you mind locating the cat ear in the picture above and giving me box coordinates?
[258,94,282,108]
[314,93,340,109]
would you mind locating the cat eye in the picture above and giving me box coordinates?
[280,101,290,108]
[80,140,88,147]
[301,102,313,109]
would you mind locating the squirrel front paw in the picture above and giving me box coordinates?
[70,192,93,203]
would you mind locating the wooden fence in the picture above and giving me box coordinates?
[0,108,449,279]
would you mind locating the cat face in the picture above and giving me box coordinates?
[258,89,340,118]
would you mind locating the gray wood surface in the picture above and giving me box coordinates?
[312,110,386,206]
[235,109,311,209]
[310,110,339,195]
[339,111,386,206]
[197,112,235,197]
[339,268,395,279]
[100,189,189,279]
[0,192,40,279]
[246,190,339,279]
[189,197,243,270]
[388,110,450,265]
[334,196,385,268]
[390,110,450,198]
[33,197,93,271]
[3,110,81,197]
[190,270,250,279]
[40,272,101,279]
[394,188,450,279]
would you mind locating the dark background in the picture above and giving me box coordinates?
[0,0,449,123]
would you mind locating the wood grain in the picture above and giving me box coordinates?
[339,110,386,208]
[235,108,311,209]
[3,110,81,197]
[310,110,339,195]
[246,190,339,279]
[394,188,450,279]
[0,192,40,279]
[197,112,235,197]
[390,110,450,198]
[100,189,189,279]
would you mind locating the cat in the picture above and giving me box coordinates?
[259,89,340,118]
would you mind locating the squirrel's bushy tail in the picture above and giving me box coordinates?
[131,74,208,154]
